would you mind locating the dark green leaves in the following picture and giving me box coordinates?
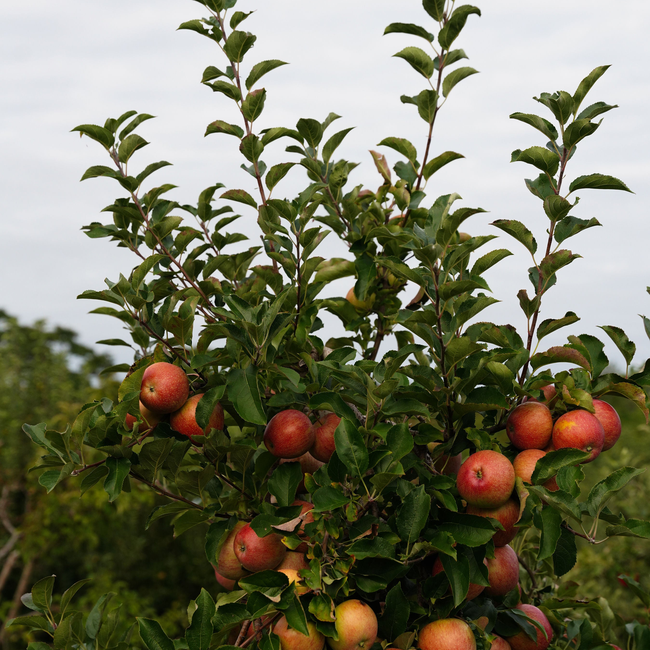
[246,60,288,90]
[599,325,636,366]
[186,589,215,650]
[227,366,266,425]
[378,583,410,640]
[511,147,560,176]
[442,66,478,97]
[334,419,368,477]
[568,174,632,193]
[491,219,537,255]
[396,485,431,548]
[573,65,610,114]
[393,47,434,79]
[223,31,257,63]
[438,5,481,50]
[586,467,645,517]
[510,112,558,141]
[384,23,434,42]
[423,151,464,180]
[72,124,114,149]
[422,0,446,22]
[268,462,303,507]
[137,618,175,650]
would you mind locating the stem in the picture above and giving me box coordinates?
[239,613,282,648]
[129,472,207,511]
[517,552,538,594]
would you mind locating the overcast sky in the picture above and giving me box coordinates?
[2,0,650,370]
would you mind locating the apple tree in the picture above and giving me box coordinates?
[11,1,650,649]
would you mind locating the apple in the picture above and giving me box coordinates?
[278,568,310,595]
[506,604,553,650]
[278,551,309,572]
[552,409,605,463]
[428,442,462,475]
[216,521,249,580]
[457,450,516,509]
[274,616,325,650]
[513,450,559,491]
[466,498,520,547]
[328,600,378,650]
[432,556,486,601]
[346,287,375,312]
[265,410,315,459]
[311,413,341,462]
[506,402,553,450]
[418,619,476,650]
[490,637,512,650]
[125,400,161,433]
[233,523,287,573]
[292,499,315,552]
[484,544,520,597]
[214,567,236,591]
[592,399,622,451]
[140,362,190,414]
[170,393,224,438]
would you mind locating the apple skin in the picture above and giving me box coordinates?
[457,450,516,509]
[140,362,190,414]
[506,402,553,450]
[484,544,520,597]
[328,600,378,650]
[274,616,325,650]
[311,413,341,462]
[432,556,486,601]
[277,568,310,595]
[170,393,224,438]
[466,498,520,547]
[490,637,512,650]
[216,521,249,580]
[264,410,315,459]
[233,523,287,573]
[428,442,462,475]
[277,551,309,572]
[506,604,553,650]
[513,450,559,492]
[346,288,375,312]
[125,401,161,433]
[552,409,605,463]
[592,399,622,451]
[214,567,236,591]
[418,619,476,650]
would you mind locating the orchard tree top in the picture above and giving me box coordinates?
[10,1,650,649]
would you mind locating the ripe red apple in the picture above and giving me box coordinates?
[484,544,520,597]
[552,409,605,463]
[506,402,553,450]
[457,450,516,508]
[216,521,248,580]
[311,413,341,462]
[491,637,512,650]
[125,400,161,433]
[428,442,462,475]
[214,567,236,591]
[506,604,553,650]
[466,498,520,547]
[328,599,378,650]
[592,399,622,451]
[274,616,325,650]
[264,410,315,459]
[432,556,486,601]
[418,619,476,650]
[513,450,559,492]
[140,362,189,414]
[170,393,224,438]
[346,288,375,312]
[233,523,287,573]
[277,551,309,572]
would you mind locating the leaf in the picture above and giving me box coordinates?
[103,457,131,502]
[347,537,395,560]
[437,512,497,547]
[438,5,481,50]
[265,162,296,192]
[205,120,245,138]
[539,249,580,282]
[309,392,357,423]
[422,0,446,21]
[246,59,288,90]
[396,485,431,547]
[386,423,414,462]
[531,448,590,484]
[296,118,323,149]
[440,552,470,607]
[71,123,114,149]
[569,174,632,193]
[416,89,439,123]
[227,366,266,425]
[377,583,410,640]
[586,467,645,517]
[242,89,267,123]
[334,419,369,477]
[617,575,650,608]
[511,146,560,176]
[221,189,258,209]
[554,216,601,244]
[195,386,226,430]
[186,589,215,650]
[509,112,558,141]
[118,134,148,164]
[377,137,417,163]
[543,195,573,222]
[442,66,478,97]
[223,30,256,63]
[553,527,577,576]
[599,325,636,366]
[60,579,91,618]
[322,128,354,165]
[601,381,649,422]
[537,507,562,561]
[393,47,434,79]
[471,249,513,276]
[312,486,349,512]
[537,312,580,340]
[384,22,434,41]
[31,575,55,612]
[563,118,600,151]
[423,151,464,180]
[573,65,610,114]
[137,618,175,650]
[527,486,581,524]
[491,219,537,255]
[284,594,309,636]
[268,462,303,507]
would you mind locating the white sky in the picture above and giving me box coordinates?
[2,0,650,370]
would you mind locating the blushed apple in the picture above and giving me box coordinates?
[277,568,310,595]
[506,604,553,650]
[328,599,378,650]
[233,523,286,573]
[552,409,605,463]
[506,402,553,450]
[484,544,520,597]
[592,399,622,451]
[275,616,325,650]
[513,450,559,491]
[277,551,309,572]
[311,412,341,462]
[418,619,476,650]
[466,498,520,547]
[170,393,224,438]
[125,400,161,433]
[428,442,462,475]
[214,567,236,591]
[432,556,486,601]
[490,637,512,650]
[457,450,516,508]
[140,362,189,414]
[264,409,315,459]
[216,521,248,580]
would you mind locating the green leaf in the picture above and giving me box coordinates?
[377,583,410,640]
[221,189,258,209]
[396,484,431,547]
[227,366,266,425]
[242,89,266,123]
[377,137,417,163]
[423,151,464,180]
[31,575,55,612]
[586,467,645,517]
[103,457,131,502]
[531,345,591,372]
[577,101,617,121]
[509,112,558,141]
[186,589,215,650]
[312,486,349,512]
[71,124,114,149]
[554,216,601,244]
[416,89,439,123]
[268,462,303,507]
[223,30,257,63]
[539,249,580,283]
[296,118,323,149]
[118,134,148,164]
[438,5,481,50]
[617,575,650,608]
[205,120,245,138]
[440,552,470,607]
[598,325,636,366]
[471,249,513,276]
[563,118,600,151]
[207,80,241,101]
[6,616,52,632]
[393,47,434,79]
[437,512,497,547]
[60,579,91,618]
[265,163,296,192]
[384,22,434,41]
[334,419,369,477]
[246,59,289,90]
[511,146,560,176]
[137,618,175,650]
[536,312,580,341]
[442,66,478,97]
[80,465,109,495]
[527,486,582,523]
[543,195,573,222]
[322,128,354,165]
[491,219,537,255]
[386,423,414,462]
[422,0,446,21]
[132,254,165,291]
[284,594,309,636]
[537,507,562,561]
[568,174,632,193]
[553,527,577,576]
[573,65,610,115]
[309,392,357,423]
[347,536,395,560]
[195,386,226,430]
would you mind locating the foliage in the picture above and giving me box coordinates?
[10,1,650,650]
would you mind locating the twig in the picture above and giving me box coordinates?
[517,552,538,594]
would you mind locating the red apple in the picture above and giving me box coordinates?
[264,410,315,459]
[466,498,520,547]
[506,604,553,650]
[214,567,236,591]
[457,450,516,508]
[311,413,341,462]
[484,544,520,597]
[418,619,476,650]
[432,556,486,601]
[592,399,622,451]
[170,393,224,438]
[328,600,378,650]
[140,362,189,414]
[233,523,287,573]
[274,616,325,650]
[125,400,161,433]
[216,521,248,580]
[552,410,605,463]
[428,442,463,475]
[491,637,512,650]
[277,551,309,572]
[506,402,553,450]
[513,450,559,492]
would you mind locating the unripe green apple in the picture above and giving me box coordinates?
[346,288,375,312]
